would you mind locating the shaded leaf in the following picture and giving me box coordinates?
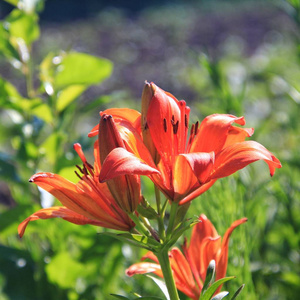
[230,284,244,300]
[202,260,216,295]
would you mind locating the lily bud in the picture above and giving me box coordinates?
[141,81,159,163]
[98,114,141,213]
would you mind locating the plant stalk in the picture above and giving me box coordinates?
[156,249,180,300]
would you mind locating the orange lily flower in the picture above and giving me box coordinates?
[126,214,247,300]
[18,142,136,237]
[98,82,281,204]
[98,113,159,213]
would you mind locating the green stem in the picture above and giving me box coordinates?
[155,186,166,241]
[166,202,179,239]
[156,249,180,300]
[129,212,151,238]
[155,186,161,214]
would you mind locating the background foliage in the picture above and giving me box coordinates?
[0,0,299,299]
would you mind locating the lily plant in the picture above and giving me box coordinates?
[19,82,281,300]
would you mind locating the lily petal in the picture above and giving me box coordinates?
[215,218,248,292]
[99,147,160,182]
[29,172,133,231]
[126,262,163,277]
[170,248,200,300]
[179,180,217,205]
[190,114,247,153]
[18,206,104,238]
[180,152,215,184]
[211,141,282,179]
[88,108,141,137]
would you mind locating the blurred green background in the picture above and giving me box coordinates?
[0,0,299,299]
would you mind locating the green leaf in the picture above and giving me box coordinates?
[146,275,169,300]
[3,0,18,6]
[40,132,64,165]
[29,100,53,122]
[58,165,78,183]
[100,232,157,251]
[17,98,53,123]
[230,284,244,300]
[211,292,229,300]
[5,9,40,45]
[0,77,22,105]
[137,297,164,300]
[0,24,20,60]
[202,260,216,295]
[200,277,235,300]
[56,84,87,112]
[165,219,199,249]
[54,52,113,89]
[137,198,158,220]
[45,252,85,289]
[0,77,53,122]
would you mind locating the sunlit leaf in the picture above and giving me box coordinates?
[5,9,40,45]
[56,84,87,112]
[211,291,229,300]
[110,294,131,300]
[3,0,18,6]
[40,132,64,165]
[0,24,20,60]
[0,77,22,105]
[146,275,169,300]
[58,165,78,183]
[200,277,235,300]
[54,52,113,89]
[45,252,85,289]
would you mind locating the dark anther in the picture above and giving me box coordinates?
[190,124,195,136]
[173,121,179,134]
[83,165,88,175]
[163,118,167,132]
[76,165,84,174]
[86,162,94,170]
[194,121,199,135]
[75,171,83,180]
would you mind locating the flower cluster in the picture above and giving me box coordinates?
[19,82,281,299]
[126,215,248,300]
